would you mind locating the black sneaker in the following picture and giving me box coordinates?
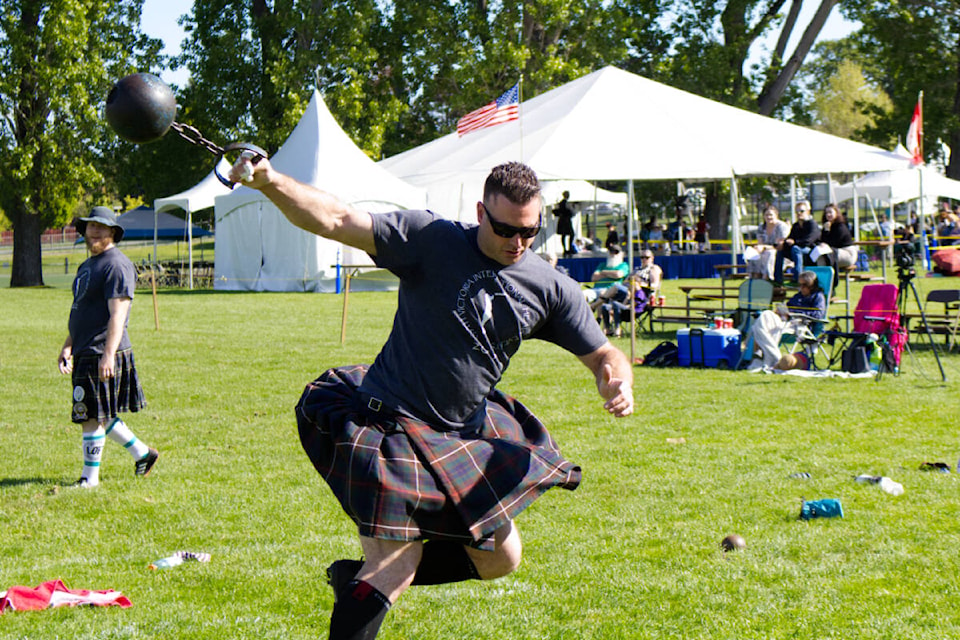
[68,477,97,489]
[326,559,363,602]
[135,448,159,476]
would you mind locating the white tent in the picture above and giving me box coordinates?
[834,166,960,207]
[152,159,233,288]
[155,158,234,215]
[214,91,426,292]
[380,66,910,220]
[833,166,960,267]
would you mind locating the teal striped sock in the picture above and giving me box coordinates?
[81,427,105,485]
[105,418,149,460]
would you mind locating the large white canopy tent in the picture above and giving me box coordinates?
[213,90,426,292]
[153,159,233,288]
[380,65,911,261]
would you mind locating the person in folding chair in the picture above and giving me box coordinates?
[743,271,827,370]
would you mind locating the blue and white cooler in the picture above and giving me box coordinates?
[676,327,741,369]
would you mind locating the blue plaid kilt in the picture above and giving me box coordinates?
[295,365,582,551]
[71,348,145,424]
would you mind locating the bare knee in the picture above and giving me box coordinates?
[467,522,522,580]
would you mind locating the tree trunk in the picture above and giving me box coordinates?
[705,183,726,241]
[10,205,44,288]
[949,31,960,181]
[772,0,803,67]
[757,0,838,116]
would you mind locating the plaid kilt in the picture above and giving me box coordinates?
[295,364,581,551]
[70,349,145,424]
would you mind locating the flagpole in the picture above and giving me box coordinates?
[518,76,524,163]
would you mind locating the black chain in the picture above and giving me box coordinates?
[169,121,224,156]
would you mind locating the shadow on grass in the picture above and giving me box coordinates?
[0,476,60,488]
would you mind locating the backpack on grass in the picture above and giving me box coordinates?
[641,341,679,367]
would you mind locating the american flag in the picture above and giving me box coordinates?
[456,83,520,136]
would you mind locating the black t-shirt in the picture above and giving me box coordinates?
[68,247,136,356]
[361,210,606,430]
[822,220,853,248]
[787,219,821,248]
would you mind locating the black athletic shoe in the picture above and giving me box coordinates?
[68,477,97,489]
[135,448,159,476]
[326,559,364,602]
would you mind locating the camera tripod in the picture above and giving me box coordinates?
[880,265,946,382]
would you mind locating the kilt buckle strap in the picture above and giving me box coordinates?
[367,396,382,412]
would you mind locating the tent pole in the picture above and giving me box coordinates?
[187,211,194,289]
[919,168,930,270]
[729,172,739,266]
[790,176,797,223]
[852,183,860,241]
[627,179,636,365]
[867,200,887,281]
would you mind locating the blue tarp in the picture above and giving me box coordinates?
[118,205,212,241]
[558,252,732,282]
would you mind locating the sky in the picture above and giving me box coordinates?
[140,0,192,86]
[139,0,859,89]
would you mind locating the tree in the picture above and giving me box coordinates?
[809,58,892,140]
[177,0,401,159]
[842,0,960,178]
[756,0,839,115]
[0,0,162,287]
[377,0,664,157]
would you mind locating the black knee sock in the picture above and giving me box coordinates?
[411,540,481,585]
[328,580,390,640]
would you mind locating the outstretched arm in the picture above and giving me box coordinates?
[578,342,634,417]
[229,156,376,255]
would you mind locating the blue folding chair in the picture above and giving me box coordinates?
[735,279,774,369]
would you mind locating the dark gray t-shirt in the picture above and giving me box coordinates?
[359,210,606,430]
[68,247,136,356]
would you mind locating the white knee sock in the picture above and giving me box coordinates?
[105,418,150,460]
[81,426,105,485]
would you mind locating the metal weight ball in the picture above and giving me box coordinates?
[105,73,177,143]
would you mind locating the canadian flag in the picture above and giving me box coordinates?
[905,96,923,166]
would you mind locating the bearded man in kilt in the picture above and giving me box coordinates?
[230,157,634,640]
[58,207,159,488]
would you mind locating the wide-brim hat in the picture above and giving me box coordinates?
[76,206,124,242]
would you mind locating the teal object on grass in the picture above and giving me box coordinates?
[800,498,843,520]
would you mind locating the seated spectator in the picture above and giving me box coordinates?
[583,245,629,309]
[597,251,661,337]
[747,204,790,280]
[745,271,826,369]
[633,250,662,298]
[640,217,656,250]
[815,203,857,296]
[666,210,686,253]
[599,275,648,338]
[647,223,664,251]
[774,200,820,284]
[936,208,960,246]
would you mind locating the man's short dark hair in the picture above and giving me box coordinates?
[484,162,541,206]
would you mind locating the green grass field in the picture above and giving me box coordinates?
[2,271,960,639]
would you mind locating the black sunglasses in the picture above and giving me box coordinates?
[481,202,542,239]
